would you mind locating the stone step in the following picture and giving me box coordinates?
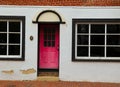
[39,72,59,76]
[37,76,59,81]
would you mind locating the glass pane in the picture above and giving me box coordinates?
[91,24,105,33]
[77,35,88,45]
[48,41,51,47]
[77,46,88,56]
[91,35,105,45]
[52,35,55,40]
[0,45,7,55]
[9,45,20,55]
[77,24,89,33]
[52,41,55,47]
[51,29,55,34]
[44,41,47,47]
[44,28,48,34]
[44,33,47,40]
[9,22,20,32]
[48,34,51,40]
[90,47,104,57]
[107,24,120,33]
[47,29,51,33]
[9,34,20,44]
[107,35,120,45]
[0,34,7,43]
[107,47,120,57]
[0,22,7,32]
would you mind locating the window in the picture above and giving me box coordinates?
[44,28,55,47]
[72,19,120,61]
[0,16,25,60]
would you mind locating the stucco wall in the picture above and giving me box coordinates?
[59,7,120,83]
[0,6,38,80]
[0,6,120,82]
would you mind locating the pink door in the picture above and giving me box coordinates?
[39,24,59,69]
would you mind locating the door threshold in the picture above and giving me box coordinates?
[37,76,59,81]
[38,69,59,77]
[39,71,59,76]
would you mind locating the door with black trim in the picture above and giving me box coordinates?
[39,24,59,69]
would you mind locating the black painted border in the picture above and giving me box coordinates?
[72,19,120,62]
[32,10,65,24]
[0,16,25,61]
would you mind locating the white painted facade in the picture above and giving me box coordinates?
[0,6,120,83]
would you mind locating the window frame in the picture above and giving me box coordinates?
[0,16,25,61]
[72,19,120,62]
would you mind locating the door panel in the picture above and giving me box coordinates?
[39,24,59,69]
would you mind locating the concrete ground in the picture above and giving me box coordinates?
[0,80,120,87]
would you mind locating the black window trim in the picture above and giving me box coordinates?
[0,16,25,61]
[72,19,120,62]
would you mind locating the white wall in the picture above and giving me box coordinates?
[0,6,120,82]
[59,7,120,83]
[0,7,38,80]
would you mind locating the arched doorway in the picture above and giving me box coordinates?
[33,10,65,76]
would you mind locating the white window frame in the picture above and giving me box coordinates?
[72,19,120,62]
[0,16,25,61]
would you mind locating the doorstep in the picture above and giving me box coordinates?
[37,76,59,81]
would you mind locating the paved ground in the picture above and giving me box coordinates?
[0,80,120,87]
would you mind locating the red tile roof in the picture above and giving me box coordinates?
[0,0,120,6]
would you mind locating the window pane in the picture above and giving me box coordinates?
[44,41,47,47]
[47,29,51,33]
[0,34,7,43]
[107,24,120,33]
[51,29,55,34]
[52,41,55,47]
[48,34,51,40]
[9,22,20,32]
[0,45,7,55]
[44,33,47,40]
[77,35,88,45]
[44,28,47,34]
[77,46,88,56]
[9,45,20,55]
[52,35,55,40]
[77,24,89,33]
[0,22,7,32]
[91,35,105,45]
[91,24,105,33]
[9,34,20,44]
[107,35,120,45]
[107,47,120,57]
[90,47,104,57]
[48,41,51,47]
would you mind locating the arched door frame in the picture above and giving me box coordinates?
[33,10,65,76]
